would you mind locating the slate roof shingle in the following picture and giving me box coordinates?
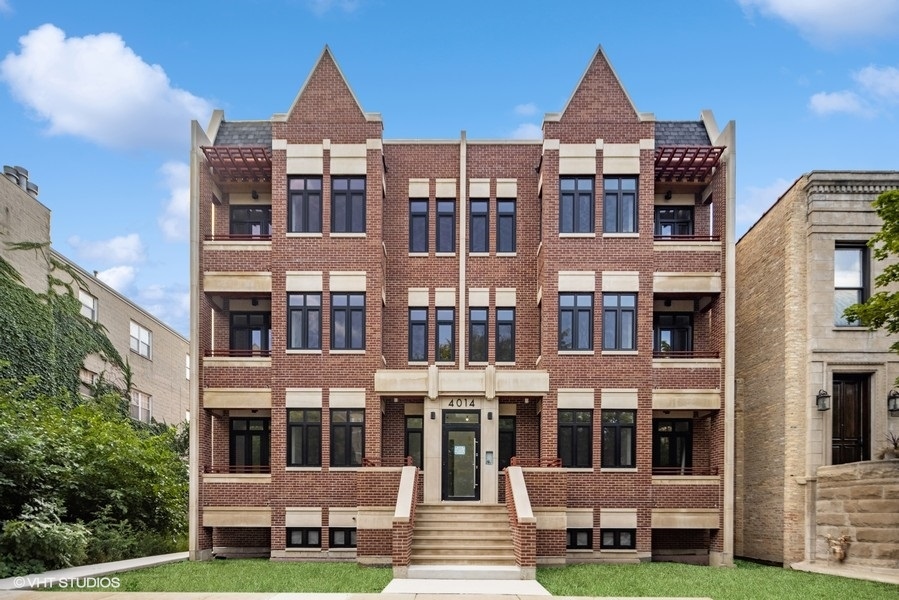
[214,121,272,147]
[655,121,711,146]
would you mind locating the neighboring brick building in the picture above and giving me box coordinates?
[0,165,190,425]
[735,171,899,568]
[189,46,736,574]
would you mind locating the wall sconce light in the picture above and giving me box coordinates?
[430,411,436,420]
[816,389,831,412]
[487,411,493,420]
[251,189,259,200]
[251,298,259,306]
[664,190,673,200]
[888,389,899,414]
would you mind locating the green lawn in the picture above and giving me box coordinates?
[71,558,896,598]
[537,560,898,599]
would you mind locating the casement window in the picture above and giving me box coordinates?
[331,293,365,350]
[652,419,692,474]
[497,199,516,252]
[331,176,366,233]
[559,293,593,351]
[834,244,868,326]
[330,409,364,467]
[558,409,592,468]
[495,308,515,362]
[230,417,270,472]
[79,289,98,321]
[567,528,593,550]
[288,293,322,350]
[654,206,693,237]
[287,409,322,467]
[405,415,423,469]
[129,390,151,423]
[286,527,321,548]
[230,312,271,355]
[600,529,635,550]
[409,200,428,252]
[129,321,152,358]
[653,313,692,353]
[560,177,594,233]
[288,176,322,233]
[602,293,636,351]
[329,528,357,548]
[603,177,637,233]
[498,416,516,471]
[436,200,456,252]
[408,308,428,362]
[469,307,488,362]
[436,307,455,361]
[601,410,636,468]
[470,199,489,253]
[230,205,272,237]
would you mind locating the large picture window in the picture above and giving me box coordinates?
[558,409,592,468]
[602,293,636,351]
[330,409,364,467]
[332,177,365,233]
[559,293,593,351]
[288,176,322,233]
[287,409,322,467]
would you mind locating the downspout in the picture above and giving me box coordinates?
[459,131,467,370]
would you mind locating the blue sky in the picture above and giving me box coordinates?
[1,0,898,337]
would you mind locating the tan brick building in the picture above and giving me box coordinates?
[0,166,190,425]
[735,171,899,567]
[189,46,736,575]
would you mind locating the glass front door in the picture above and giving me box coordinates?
[442,411,480,501]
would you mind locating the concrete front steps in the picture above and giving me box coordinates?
[409,503,526,579]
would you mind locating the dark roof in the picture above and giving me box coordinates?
[655,121,710,146]
[214,121,272,147]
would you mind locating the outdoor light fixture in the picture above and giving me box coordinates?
[487,411,493,420]
[888,389,899,414]
[816,389,831,412]
[251,189,259,200]
[664,190,673,200]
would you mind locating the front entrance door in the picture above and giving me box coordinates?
[442,411,480,501]
[832,375,870,464]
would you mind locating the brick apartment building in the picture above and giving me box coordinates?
[0,165,190,424]
[735,171,899,570]
[189,46,736,575]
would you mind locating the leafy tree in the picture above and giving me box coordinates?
[844,190,899,352]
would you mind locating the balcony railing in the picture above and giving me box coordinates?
[204,464,271,474]
[652,465,717,476]
[653,234,720,242]
[510,457,562,468]
[362,456,413,467]
[204,233,272,241]
[652,350,720,359]
[205,348,271,358]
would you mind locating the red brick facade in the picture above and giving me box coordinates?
[190,46,735,567]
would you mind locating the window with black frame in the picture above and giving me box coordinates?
[230,205,272,238]
[603,177,637,233]
[558,409,592,468]
[287,409,321,467]
[470,199,488,253]
[601,410,635,468]
[288,293,321,350]
[560,177,594,234]
[230,417,270,472]
[408,308,428,362]
[330,409,364,467]
[409,199,428,252]
[497,199,516,252]
[331,177,365,233]
[469,307,488,362]
[288,176,322,233]
[331,293,364,350]
[653,419,692,474]
[496,308,515,362]
[405,415,423,469]
[654,206,693,237]
[230,312,271,355]
[653,313,692,354]
[559,293,593,351]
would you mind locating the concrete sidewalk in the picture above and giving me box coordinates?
[0,552,187,591]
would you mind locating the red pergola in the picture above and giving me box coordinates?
[655,146,725,183]
[201,146,272,182]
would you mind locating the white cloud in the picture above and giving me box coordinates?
[135,284,189,335]
[854,65,899,101]
[738,0,899,41]
[158,161,190,241]
[808,90,870,116]
[307,0,362,16]
[68,233,145,265]
[0,24,212,153]
[514,103,538,117]
[738,177,791,236]
[95,265,136,291]
[509,122,543,140]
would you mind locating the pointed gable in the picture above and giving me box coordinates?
[556,46,640,124]
[286,46,370,125]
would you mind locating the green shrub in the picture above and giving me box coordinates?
[0,499,89,575]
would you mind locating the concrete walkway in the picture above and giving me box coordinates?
[791,560,899,585]
[0,552,187,591]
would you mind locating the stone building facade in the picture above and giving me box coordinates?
[0,165,190,424]
[189,46,736,574]
[735,171,899,568]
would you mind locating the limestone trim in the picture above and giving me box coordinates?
[286,271,323,292]
[496,178,517,198]
[469,178,490,198]
[408,178,429,198]
[601,271,640,292]
[601,388,638,409]
[203,356,271,368]
[285,507,322,527]
[203,240,272,252]
[285,388,323,408]
[652,272,721,294]
[203,474,271,485]
[600,508,637,529]
[652,389,721,410]
[203,387,272,409]
[203,507,271,527]
[204,272,271,293]
[651,508,719,529]
[557,388,594,409]
[558,271,596,292]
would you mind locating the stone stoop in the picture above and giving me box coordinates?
[409,504,523,579]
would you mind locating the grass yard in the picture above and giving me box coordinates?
[110,559,392,593]
[536,560,898,599]
[79,558,896,598]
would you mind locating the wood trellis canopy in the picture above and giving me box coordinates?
[655,146,725,183]
[201,146,272,182]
